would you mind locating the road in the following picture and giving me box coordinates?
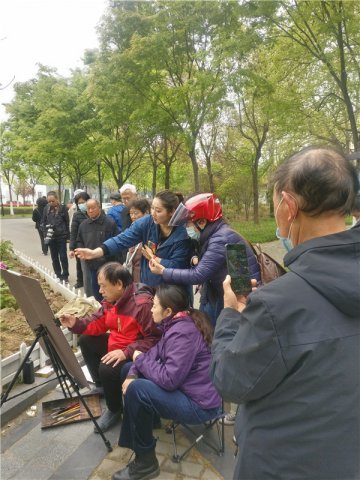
[1,217,78,285]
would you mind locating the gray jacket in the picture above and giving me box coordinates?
[210,228,360,479]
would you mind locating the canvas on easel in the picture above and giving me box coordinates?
[1,269,88,388]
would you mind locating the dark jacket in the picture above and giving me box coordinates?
[103,214,192,287]
[32,199,47,229]
[210,228,360,479]
[77,212,118,270]
[107,203,126,233]
[69,210,87,250]
[129,312,221,410]
[162,219,261,305]
[70,283,160,359]
[41,204,69,240]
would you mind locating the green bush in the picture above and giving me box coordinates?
[0,240,18,309]
[0,206,33,216]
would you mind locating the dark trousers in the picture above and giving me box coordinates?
[78,334,130,413]
[36,228,48,255]
[48,238,69,278]
[119,375,221,455]
[200,297,224,327]
[89,268,102,301]
[76,257,83,284]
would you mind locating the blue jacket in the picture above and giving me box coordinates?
[107,204,126,233]
[129,312,221,410]
[162,220,261,304]
[103,214,192,287]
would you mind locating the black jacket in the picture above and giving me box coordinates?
[210,228,360,479]
[41,204,69,240]
[69,210,87,250]
[77,212,118,270]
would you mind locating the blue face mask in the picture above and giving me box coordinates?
[78,203,87,213]
[186,227,200,241]
[276,227,293,253]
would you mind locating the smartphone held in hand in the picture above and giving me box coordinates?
[225,243,252,295]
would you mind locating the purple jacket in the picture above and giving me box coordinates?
[128,312,221,410]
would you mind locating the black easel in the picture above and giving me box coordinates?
[1,324,112,452]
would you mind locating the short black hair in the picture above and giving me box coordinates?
[75,192,90,205]
[128,198,151,214]
[272,146,359,216]
[98,262,133,287]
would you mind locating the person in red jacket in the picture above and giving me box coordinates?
[59,262,160,433]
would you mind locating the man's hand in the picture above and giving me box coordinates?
[149,258,165,275]
[75,247,103,260]
[59,314,77,328]
[223,275,256,313]
[69,250,75,259]
[101,349,126,367]
[122,378,135,395]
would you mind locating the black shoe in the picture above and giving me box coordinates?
[94,409,122,433]
[74,282,84,288]
[59,275,69,282]
[112,451,160,480]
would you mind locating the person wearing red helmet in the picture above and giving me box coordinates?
[150,193,261,326]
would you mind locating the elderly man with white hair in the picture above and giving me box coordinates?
[119,183,138,231]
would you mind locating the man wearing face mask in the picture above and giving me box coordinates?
[210,146,360,480]
[149,193,261,326]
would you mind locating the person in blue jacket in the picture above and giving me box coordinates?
[107,192,126,233]
[150,193,261,325]
[75,190,192,287]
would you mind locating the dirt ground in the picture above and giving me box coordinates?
[0,260,66,358]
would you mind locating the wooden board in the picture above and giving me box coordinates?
[41,394,102,429]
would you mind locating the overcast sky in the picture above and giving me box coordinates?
[0,0,108,120]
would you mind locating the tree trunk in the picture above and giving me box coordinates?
[152,162,157,197]
[206,156,214,192]
[188,147,199,192]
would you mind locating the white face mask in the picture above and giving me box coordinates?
[186,226,200,241]
[78,203,87,213]
[274,194,298,252]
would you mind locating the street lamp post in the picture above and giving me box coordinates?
[97,159,103,207]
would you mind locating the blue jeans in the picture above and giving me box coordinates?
[200,297,224,327]
[119,376,221,455]
[49,238,68,279]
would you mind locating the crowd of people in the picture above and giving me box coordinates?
[31,145,359,480]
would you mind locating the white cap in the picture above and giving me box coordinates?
[74,189,85,197]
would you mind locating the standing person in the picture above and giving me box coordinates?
[149,193,261,326]
[32,196,48,255]
[75,190,192,288]
[124,198,151,282]
[107,192,126,233]
[119,183,137,232]
[42,191,70,282]
[351,193,360,227]
[68,189,85,226]
[69,191,91,294]
[111,284,222,480]
[210,146,360,480]
[77,199,118,301]
[60,263,161,433]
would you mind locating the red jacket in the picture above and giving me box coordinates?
[71,283,160,359]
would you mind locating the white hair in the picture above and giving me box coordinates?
[119,183,137,194]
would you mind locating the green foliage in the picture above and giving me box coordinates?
[231,217,277,244]
[0,207,33,216]
[0,240,18,309]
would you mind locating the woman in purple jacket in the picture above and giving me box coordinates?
[111,284,222,480]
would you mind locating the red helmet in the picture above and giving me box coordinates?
[185,193,223,223]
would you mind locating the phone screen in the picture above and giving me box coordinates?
[225,243,252,295]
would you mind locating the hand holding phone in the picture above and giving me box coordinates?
[225,243,252,296]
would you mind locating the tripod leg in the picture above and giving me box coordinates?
[1,330,42,406]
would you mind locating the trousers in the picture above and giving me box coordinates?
[48,237,69,278]
[79,334,130,412]
[119,376,221,455]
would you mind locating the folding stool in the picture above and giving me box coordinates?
[165,402,225,463]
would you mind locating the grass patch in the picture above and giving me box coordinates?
[231,217,277,243]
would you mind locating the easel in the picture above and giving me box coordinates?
[0,269,112,452]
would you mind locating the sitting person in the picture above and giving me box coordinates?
[59,262,161,433]
[111,284,222,480]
